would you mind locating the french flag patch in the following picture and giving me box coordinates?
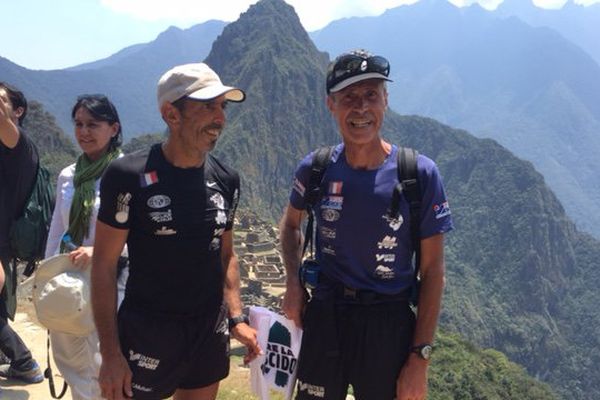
[329,181,343,195]
[140,171,159,187]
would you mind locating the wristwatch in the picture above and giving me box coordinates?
[228,315,250,330]
[410,344,433,360]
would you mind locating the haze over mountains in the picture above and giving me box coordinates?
[311,0,600,238]
[3,0,600,397]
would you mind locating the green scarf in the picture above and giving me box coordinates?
[61,149,120,252]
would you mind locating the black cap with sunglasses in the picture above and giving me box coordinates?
[326,49,392,94]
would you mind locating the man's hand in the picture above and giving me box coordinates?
[282,281,307,328]
[395,354,429,400]
[98,352,133,400]
[69,246,93,269]
[230,323,262,364]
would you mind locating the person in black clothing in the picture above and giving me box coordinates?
[0,82,43,383]
[91,63,261,400]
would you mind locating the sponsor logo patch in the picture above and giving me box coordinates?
[383,214,403,231]
[376,254,396,262]
[132,383,153,393]
[147,194,171,209]
[377,236,398,250]
[210,193,225,209]
[321,209,340,222]
[129,351,160,370]
[433,201,451,219]
[321,196,343,210]
[375,265,395,280]
[154,226,177,236]
[320,227,336,240]
[322,245,336,256]
[115,192,132,223]
[297,380,325,398]
[149,209,172,223]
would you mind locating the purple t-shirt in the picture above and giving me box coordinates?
[290,144,453,295]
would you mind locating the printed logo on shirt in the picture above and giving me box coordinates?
[149,210,172,223]
[147,194,171,209]
[375,265,395,280]
[215,210,227,225]
[433,201,451,219]
[129,351,160,370]
[206,180,218,188]
[210,193,225,209]
[321,209,340,222]
[376,254,396,263]
[139,171,158,187]
[322,245,336,256]
[320,227,336,240]
[132,383,153,393]
[328,181,343,195]
[115,192,132,223]
[297,380,325,398]
[320,196,343,210]
[154,226,177,236]
[383,214,403,231]
[293,178,305,198]
[377,236,398,250]
[209,237,221,251]
[213,228,225,237]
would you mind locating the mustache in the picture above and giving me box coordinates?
[205,123,224,131]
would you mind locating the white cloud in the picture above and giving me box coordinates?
[100,0,600,29]
[100,0,420,30]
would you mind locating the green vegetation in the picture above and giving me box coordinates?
[19,0,600,398]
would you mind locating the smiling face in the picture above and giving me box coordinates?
[172,95,228,156]
[327,79,388,147]
[73,106,119,161]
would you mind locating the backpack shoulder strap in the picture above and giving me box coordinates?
[302,146,334,256]
[305,146,334,211]
[396,147,422,304]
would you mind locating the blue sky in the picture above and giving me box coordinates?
[1,0,599,70]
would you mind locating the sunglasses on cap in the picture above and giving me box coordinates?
[326,54,390,94]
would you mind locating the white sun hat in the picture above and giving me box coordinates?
[33,254,94,336]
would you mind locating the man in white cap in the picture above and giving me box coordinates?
[91,63,261,400]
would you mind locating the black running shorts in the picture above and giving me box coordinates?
[295,299,415,400]
[118,304,230,399]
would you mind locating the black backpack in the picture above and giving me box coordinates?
[9,163,55,276]
[304,145,422,305]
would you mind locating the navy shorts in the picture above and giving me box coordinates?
[295,299,415,400]
[117,303,230,399]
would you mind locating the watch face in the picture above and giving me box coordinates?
[421,345,432,360]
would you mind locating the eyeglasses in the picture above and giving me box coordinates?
[326,54,390,94]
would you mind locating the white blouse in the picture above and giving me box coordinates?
[45,163,102,258]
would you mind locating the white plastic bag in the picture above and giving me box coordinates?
[249,306,303,400]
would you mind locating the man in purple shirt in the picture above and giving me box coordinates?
[280,50,453,400]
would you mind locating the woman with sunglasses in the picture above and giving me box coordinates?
[44,94,128,400]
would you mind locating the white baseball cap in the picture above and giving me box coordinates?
[157,63,245,108]
[33,255,94,336]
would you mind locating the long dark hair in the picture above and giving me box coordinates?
[72,94,123,151]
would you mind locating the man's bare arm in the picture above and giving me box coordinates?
[279,205,306,327]
[221,230,261,363]
[396,233,446,400]
[91,220,132,400]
